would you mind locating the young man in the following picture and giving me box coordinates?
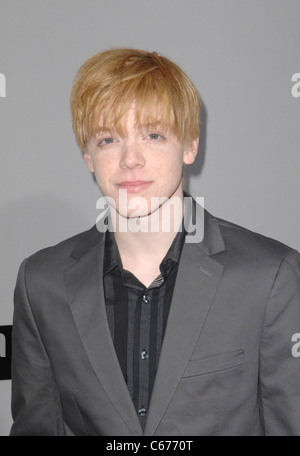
[10,48,300,436]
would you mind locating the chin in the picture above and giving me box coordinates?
[117,205,153,219]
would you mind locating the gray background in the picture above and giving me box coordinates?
[0,0,299,435]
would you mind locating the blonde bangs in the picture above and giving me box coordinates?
[90,85,176,140]
[71,48,201,150]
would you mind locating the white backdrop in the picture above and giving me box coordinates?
[1,0,299,435]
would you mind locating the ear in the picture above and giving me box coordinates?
[183,137,199,165]
[83,149,95,173]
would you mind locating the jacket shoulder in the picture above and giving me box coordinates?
[215,215,299,264]
[22,225,104,273]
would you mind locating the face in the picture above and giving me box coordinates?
[84,107,198,220]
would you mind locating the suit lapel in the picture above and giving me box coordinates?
[64,227,143,436]
[144,210,225,436]
[63,205,226,436]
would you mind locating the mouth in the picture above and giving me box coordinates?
[116,180,153,193]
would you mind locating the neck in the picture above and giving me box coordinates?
[111,190,184,262]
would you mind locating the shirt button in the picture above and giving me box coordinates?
[141,349,149,360]
[142,294,150,303]
[138,407,147,417]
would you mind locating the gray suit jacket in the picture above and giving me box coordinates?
[10,207,300,436]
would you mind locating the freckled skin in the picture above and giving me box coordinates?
[84,107,198,218]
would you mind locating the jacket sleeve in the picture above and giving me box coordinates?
[10,259,66,436]
[259,249,300,435]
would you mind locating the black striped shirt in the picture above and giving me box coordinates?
[103,228,185,429]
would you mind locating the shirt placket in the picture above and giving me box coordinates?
[137,289,152,425]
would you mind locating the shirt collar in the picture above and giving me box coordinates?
[103,229,122,276]
[103,224,186,277]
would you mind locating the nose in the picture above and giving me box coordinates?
[119,141,145,170]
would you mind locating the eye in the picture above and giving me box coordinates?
[147,133,164,140]
[98,137,115,146]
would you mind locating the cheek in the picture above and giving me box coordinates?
[91,163,113,195]
[158,155,184,179]
[93,157,114,180]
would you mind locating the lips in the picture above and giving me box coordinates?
[116,180,153,193]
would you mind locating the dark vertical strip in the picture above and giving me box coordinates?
[149,287,160,397]
[138,295,151,415]
[163,264,178,334]
[103,274,115,342]
[132,291,142,410]
[126,298,136,397]
[113,272,128,382]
